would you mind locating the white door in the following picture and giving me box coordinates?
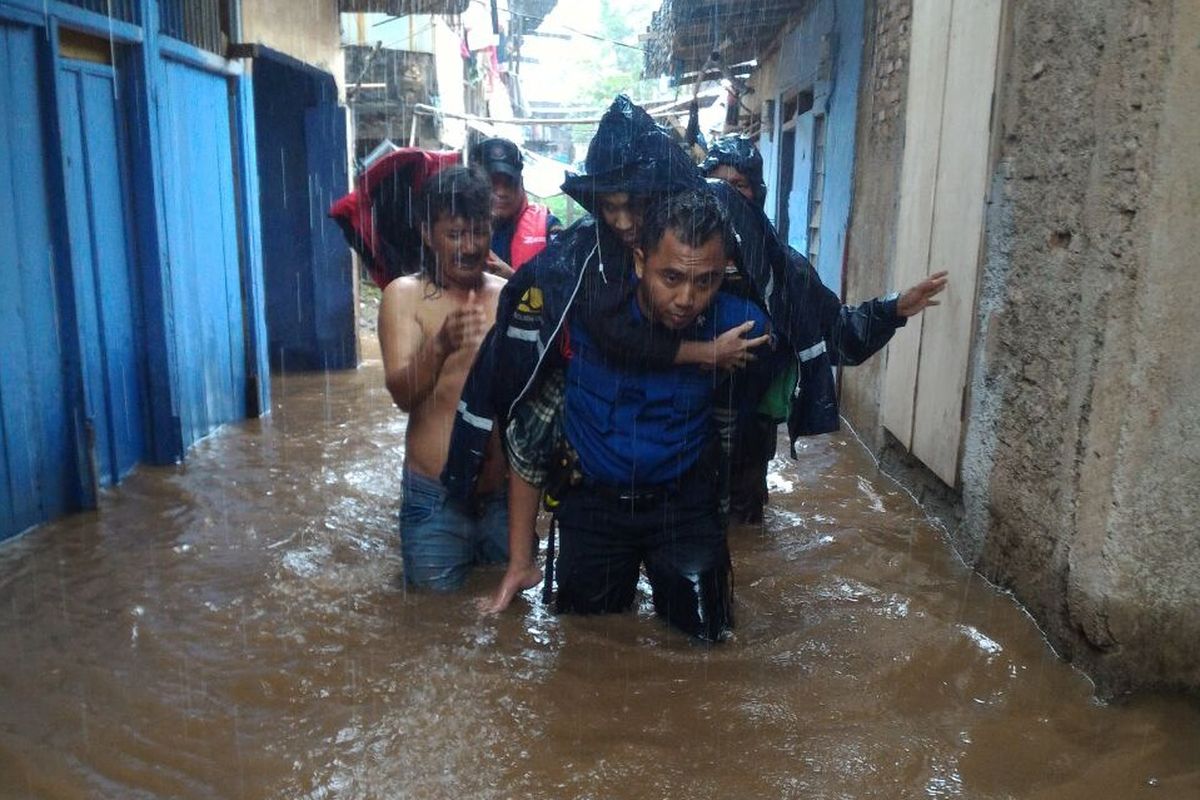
[881,0,1004,486]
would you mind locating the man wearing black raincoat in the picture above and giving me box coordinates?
[702,134,768,208]
[448,96,946,637]
[702,134,787,523]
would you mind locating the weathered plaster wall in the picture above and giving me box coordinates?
[242,0,345,94]
[978,0,1200,694]
[844,0,1200,694]
[841,0,910,452]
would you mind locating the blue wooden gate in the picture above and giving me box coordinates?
[157,59,247,450]
[254,50,354,372]
[58,57,147,486]
[0,21,78,538]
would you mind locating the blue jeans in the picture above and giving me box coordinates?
[399,470,508,591]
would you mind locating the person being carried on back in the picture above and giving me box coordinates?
[505,189,770,640]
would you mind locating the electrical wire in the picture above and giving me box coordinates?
[360,1,652,54]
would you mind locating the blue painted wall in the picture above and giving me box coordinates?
[759,0,866,297]
[0,0,273,541]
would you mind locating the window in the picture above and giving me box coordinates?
[806,113,826,266]
[159,0,231,55]
[58,0,139,24]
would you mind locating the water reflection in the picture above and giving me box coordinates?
[0,353,1197,799]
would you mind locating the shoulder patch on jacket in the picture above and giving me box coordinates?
[517,287,544,315]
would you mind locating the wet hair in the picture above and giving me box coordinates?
[639,188,736,261]
[418,165,491,229]
[417,165,491,285]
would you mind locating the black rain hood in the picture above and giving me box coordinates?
[701,135,767,209]
[561,95,703,213]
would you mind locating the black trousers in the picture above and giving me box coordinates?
[729,414,778,524]
[553,472,733,642]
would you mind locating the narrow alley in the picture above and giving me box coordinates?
[2,0,1199,796]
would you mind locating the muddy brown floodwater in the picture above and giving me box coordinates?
[1,349,1198,800]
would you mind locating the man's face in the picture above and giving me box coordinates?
[709,165,755,203]
[488,172,523,223]
[634,229,727,330]
[421,213,491,288]
[598,192,645,249]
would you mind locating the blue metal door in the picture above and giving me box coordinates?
[58,58,146,486]
[0,22,76,540]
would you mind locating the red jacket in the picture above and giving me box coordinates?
[329,148,461,288]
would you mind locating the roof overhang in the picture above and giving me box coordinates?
[337,0,471,14]
[509,0,558,33]
[644,0,812,79]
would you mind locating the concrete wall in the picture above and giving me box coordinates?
[843,0,1200,695]
[752,0,866,295]
[840,0,910,451]
[242,0,345,95]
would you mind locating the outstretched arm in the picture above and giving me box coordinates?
[826,271,949,366]
[677,321,771,371]
[713,180,945,367]
[478,471,543,614]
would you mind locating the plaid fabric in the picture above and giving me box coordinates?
[505,367,566,488]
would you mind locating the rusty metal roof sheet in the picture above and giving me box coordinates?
[644,0,812,78]
[337,0,471,14]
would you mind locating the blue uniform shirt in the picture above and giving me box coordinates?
[565,291,769,487]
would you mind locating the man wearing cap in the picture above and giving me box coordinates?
[701,135,780,524]
[470,137,562,278]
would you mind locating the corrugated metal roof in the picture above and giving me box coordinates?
[644,0,812,78]
[509,0,558,32]
[337,0,470,14]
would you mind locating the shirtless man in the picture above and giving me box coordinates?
[378,165,508,590]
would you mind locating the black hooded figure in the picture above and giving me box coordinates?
[702,135,776,522]
[701,134,769,209]
[560,94,704,213]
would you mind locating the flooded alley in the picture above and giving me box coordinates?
[0,350,1196,799]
